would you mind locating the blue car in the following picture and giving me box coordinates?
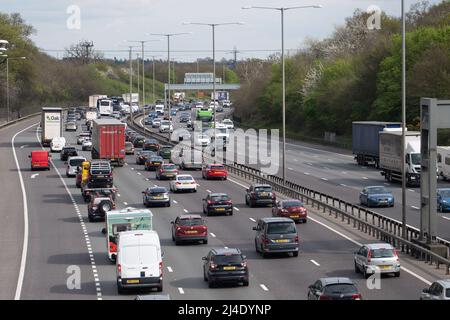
[437,188,450,212]
[359,186,394,207]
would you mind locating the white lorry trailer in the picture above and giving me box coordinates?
[437,146,450,181]
[89,94,107,108]
[379,131,421,186]
[41,107,63,147]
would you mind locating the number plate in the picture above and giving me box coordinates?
[127,279,140,284]
[275,239,289,243]
[379,265,391,270]
[290,215,299,218]
[216,208,225,211]
[185,230,198,234]
[223,266,236,271]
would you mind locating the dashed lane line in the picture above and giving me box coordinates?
[310,260,320,267]
[260,284,269,291]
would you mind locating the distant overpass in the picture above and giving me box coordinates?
[164,83,240,91]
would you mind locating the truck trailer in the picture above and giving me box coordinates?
[379,131,421,186]
[91,119,126,166]
[41,107,63,147]
[352,121,402,168]
[89,94,107,108]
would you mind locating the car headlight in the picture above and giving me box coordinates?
[442,200,448,203]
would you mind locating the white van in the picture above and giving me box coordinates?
[50,136,66,152]
[178,147,203,170]
[116,230,163,294]
[437,146,450,180]
[155,104,164,115]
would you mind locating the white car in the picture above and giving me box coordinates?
[82,139,93,151]
[159,120,173,133]
[195,134,211,147]
[50,137,66,152]
[170,174,197,193]
[66,156,87,177]
[77,132,91,145]
[112,111,121,119]
[222,119,234,129]
[152,118,162,128]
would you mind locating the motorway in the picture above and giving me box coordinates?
[2,111,448,300]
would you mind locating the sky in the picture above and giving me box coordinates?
[1,0,443,61]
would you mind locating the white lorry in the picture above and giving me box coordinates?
[98,99,113,116]
[379,131,421,186]
[41,107,63,147]
[437,146,450,181]
[89,94,107,108]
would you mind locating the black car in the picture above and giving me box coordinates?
[143,139,160,152]
[60,146,78,161]
[245,183,276,207]
[88,161,113,188]
[135,150,156,165]
[203,193,233,216]
[132,136,146,148]
[142,186,170,207]
[307,278,362,300]
[202,248,249,288]
[145,156,164,171]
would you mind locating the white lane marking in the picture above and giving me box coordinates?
[308,215,431,285]
[183,209,189,213]
[123,202,128,206]
[260,284,269,291]
[154,184,158,187]
[362,177,369,180]
[442,216,450,221]
[145,178,149,181]
[209,232,216,238]
[341,171,347,174]
[34,126,103,299]
[137,172,142,175]
[131,167,135,170]
[411,206,420,210]
[384,183,390,186]
[285,141,354,159]
[20,145,28,149]
[30,173,39,179]
[408,189,415,192]
[206,189,211,193]
[340,184,347,187]
[293,159,299,162]
[167,266,173,273]
[249,218,256,222]
[310,259,320,267]
[12,123,37,300]
[125,163,128,166]
[227,177,248,189]
[288,167,293,171]
[173,200,178,204]
[304,172,310,175]
[117,194,121,197]
[178,287,185,294]
[224,246,229,249]
[233,207,240,211]
[321,178,328,181]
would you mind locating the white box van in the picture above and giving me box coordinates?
[50,136,66,152]
[155,104,164,115]
[437,146,450,180]
[116,230,163,294]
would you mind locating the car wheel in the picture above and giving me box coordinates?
[394,271,400,278]
[245,197,248,206]
[262,251,268,259]
[354,262,360,274]
[439,204,443,213]
[203,270,208,281]
[363,268,370,279]
[194,188,197,193]
[249,200,254,208]
[117,284,125,295]
[175,240,180,246]
[166,202,170,207]
[208,279,215,288]
[203,239,208,245]
[243,280,249,287]
[228,210,233,216]
[255,240,259,253]
[156,283,163,292]
[88,215,94,223]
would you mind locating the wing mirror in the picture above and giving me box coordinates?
[202,257,207,260]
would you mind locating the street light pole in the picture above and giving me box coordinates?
[401,0,407,239]
[242,4,322,182]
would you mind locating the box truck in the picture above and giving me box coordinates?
[97,98,113,116]
[437,146,450,181]
[89,94,107,108]
[352,121,402,168]
[41,107,63,147]
[379,131,421,186]
[85,109,98,121]
[91,119,126,166]
[122,93,139,104]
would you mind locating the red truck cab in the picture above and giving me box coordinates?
[29,150,51,170]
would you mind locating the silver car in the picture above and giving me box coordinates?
[420,280,450,300]
[354,243,400,278]
[65,121,77,131]
[66,156,86,177]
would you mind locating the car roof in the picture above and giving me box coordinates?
[320,277,354,286]
[259,217,295,223]
[438,188,450,192]
[252,184,272,188]
[68,156,86,161]
[364,243,394,250]
[210,247,242,255]
[177,174,193,178]
[148,186,167,192]
[178,214,202,220]
[210,193,228,197]
[436,279,450,288]
[365,186,387,189]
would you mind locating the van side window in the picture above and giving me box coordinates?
[445,157,450,166]
[437,154,442,163]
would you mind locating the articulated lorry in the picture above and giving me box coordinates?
[379,131,421,186]
[41,107,63,147]
[91,119,126,166]
[352,121,402,168]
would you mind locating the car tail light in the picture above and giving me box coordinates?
[250,192,256,199]
[281,209,288,213]
[262,235,269,244]
[207,200,213,205]
[367,250,372,263]
[159,262,163,276]
[241,261,247,268]
[295,235,299,242]
[176,227,181,231]
[117,264,122,275]
[176,182,181,185]
[352,293,362,300]
[319,294,331,300]
[109,242,117,253]
[394,249,399,261]
[210,263,217,270]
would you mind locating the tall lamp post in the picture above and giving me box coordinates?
[242,4,322,182]
[147,32,191,142]
[183,22,243,158]
[149,55,161,104]
[120,45,139,121]
[401,0,407,239]
[6,56,27,122]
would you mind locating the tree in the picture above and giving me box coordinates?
[64,40,103,64]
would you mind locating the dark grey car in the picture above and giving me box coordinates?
[253,217,299,258]
[307,278,362,300]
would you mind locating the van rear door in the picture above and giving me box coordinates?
[122,244,159,278]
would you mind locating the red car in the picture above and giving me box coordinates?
[29,150,51,170]
[171,214,208,245]
[272,199,307,223]
[202,164,228,180]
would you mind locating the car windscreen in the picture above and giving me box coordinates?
[100,101,110,106]
[211,195,230,202]
[178,218,203,226]
[411,153,421,165]
[367,187,389,194]
[254,186,272,192]
[446,288,450,298]
[69,159,85,167]
[149,157,163,162]
[324,284,358,294]
[162,164,176,170]
[210,165,225,170]
[213,254,243,265]
[283,201,304,208]
[370,248,395,258]
[177,176,193,181]
[64,148,76,152]
[149,188,167,194]
[91,168,110,174]
[439,190,450,198]
[266,222,296,234]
